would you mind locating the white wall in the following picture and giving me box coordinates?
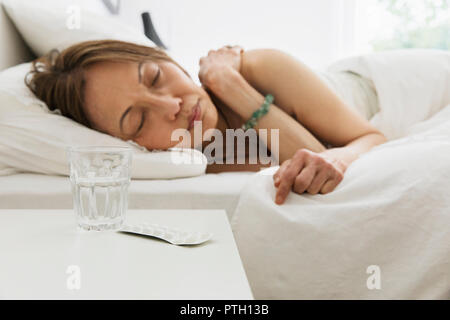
[51,0,358,84]
[43,0,110,15]
[110,0,357,85]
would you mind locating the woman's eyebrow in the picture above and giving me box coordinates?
[119,62,145,134]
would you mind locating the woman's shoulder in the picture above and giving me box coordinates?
[239,48,287,86]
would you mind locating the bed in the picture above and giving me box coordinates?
[0,2,254,220]
[0,172,253,219]
[229,51,450,299]
[2,1,450,300]
[0,0,33,70]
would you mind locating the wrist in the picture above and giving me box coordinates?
[204,66,240,96]
[217,69,263,120]
[320,147,357,173]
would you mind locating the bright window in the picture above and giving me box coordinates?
[355,0,449,53]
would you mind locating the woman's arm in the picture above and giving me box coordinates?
[240,49,385,146]
[207,48,386,163]
[202,47,386,200]
[205,60,328,164]
[240,49,388,202]
[272,132,387,204]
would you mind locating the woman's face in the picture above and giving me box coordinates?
[83,60,218,150]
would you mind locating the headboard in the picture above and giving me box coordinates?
[0,0,34,71]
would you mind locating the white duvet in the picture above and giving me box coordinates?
[230,49,450,299]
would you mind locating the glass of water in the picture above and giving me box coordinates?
[67,146,133,231]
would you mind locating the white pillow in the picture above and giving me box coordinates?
[1,0,155,56]
[0,63,207,179]
[0,0,207,179]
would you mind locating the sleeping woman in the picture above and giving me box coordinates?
[26,40,387,204]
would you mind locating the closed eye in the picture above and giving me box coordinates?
[151,67,160,86]
[134,110,147,138]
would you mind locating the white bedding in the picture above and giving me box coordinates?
[230,50,450,299]
[0,172,253,219]
[327,49,450,140]
[232,109,450,299]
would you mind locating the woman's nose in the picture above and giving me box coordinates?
[145,95,182,121]
[164,98,182,121]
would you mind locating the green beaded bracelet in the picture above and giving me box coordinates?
[241,94,274,130]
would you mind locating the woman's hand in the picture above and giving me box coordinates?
[198,45,244,93]
[273,148,347,205]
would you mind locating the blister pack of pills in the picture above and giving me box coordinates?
[119,222,213,246]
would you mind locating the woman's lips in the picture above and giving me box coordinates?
[188,99,201,130]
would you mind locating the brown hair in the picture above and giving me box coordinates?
[25,39,190,131]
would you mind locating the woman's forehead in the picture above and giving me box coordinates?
[83,62,137,130]
[85,60,137,79]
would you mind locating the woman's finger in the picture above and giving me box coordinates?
[222,45,243,51]
[236,45,244,51]
[231,45,244,54]
[275,156,305,204]
[273,169,280,186]
[292,164,316,194]
[306,168,332,195]
[319,178,338,194]
[273,160,289,187]
[320,171,344,194]
[273,159,289,183]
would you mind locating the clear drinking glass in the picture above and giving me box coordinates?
[67,146,133,231]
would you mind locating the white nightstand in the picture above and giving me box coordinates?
[0,209,253,299]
